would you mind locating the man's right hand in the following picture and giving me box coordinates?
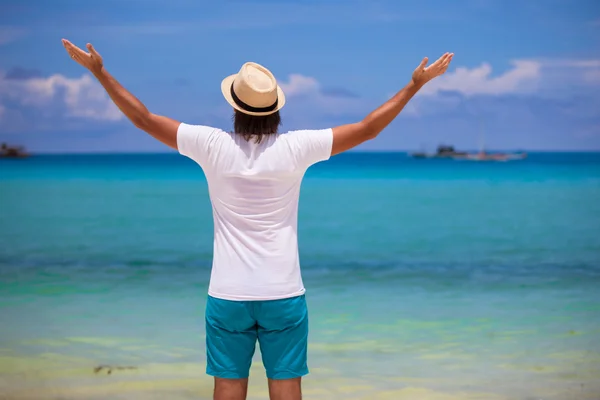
[412,52,454,86]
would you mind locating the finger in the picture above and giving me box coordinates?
[87,43,101,59]
[67,50,83,63]
[62,39,72,55]
[69,52,84,65]
[62,39,81,55]
[68,48,83,61]
[431,53,444,63]
[63,40,88,58]
[435,53,452,69]
[443,53,454,67]
[65,47,86,64]
[427,56,444,70]
[417,57,428,70]
[437,52,450,65]
[64,47,78,61]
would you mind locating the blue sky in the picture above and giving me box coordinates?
[1,0,599,153]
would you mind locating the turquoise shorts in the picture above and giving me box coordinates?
[205,294,309,380]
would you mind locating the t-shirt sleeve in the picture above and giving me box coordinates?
[176,123,220,168]
[285,128,334,169]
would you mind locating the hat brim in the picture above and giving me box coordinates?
[221,74,286,117]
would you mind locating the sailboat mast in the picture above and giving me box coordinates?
[478,120,485,153]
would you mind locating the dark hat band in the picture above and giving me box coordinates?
[230,82,278,113]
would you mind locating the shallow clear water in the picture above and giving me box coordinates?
[1,152,599,399]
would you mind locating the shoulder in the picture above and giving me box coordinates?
[177,123,232,163]
[178,123,226,138]
[281,128,333,143]
[177,123,232,146]
[282,128,333,147]
[283,128,333,136]
[278,128,333,166]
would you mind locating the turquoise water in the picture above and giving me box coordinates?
[1,153,600,399]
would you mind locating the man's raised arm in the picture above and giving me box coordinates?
[331,52,454,156]
[62,39,180,150]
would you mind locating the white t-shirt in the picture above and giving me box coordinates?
[177,123,333,301]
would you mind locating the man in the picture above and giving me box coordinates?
[62,38,453,400]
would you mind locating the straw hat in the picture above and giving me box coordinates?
[221,62,286,116]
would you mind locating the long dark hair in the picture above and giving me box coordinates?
[233,110,282,143]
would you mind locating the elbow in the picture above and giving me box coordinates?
[132,112,152,131]
[360,122,380,140]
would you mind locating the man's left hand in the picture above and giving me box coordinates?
[62,39,104,75]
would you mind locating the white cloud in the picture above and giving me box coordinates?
[0,26,27,45]
[541,59,600,68]
[278,73,364,117]
[398,57,600,117]
[293,57,600,116]
[419,60,542,97]
[0,71,123,123]
[583,68,600,84]
[275,56,600,119]
[279,74,320,97]
[536,59,600,85]
[419,58,600,98]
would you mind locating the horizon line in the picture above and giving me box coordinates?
[9,149,600,156]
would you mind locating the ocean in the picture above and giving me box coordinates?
[1,152,599,400]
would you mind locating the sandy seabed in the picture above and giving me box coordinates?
[1,353,599,400]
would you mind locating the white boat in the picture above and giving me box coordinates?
[454,124,527,162]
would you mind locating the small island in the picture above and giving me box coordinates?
[1,143,30,158]
[410,144,526,162]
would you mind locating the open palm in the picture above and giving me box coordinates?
[62,39,104,75]
[412,52,454,85]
